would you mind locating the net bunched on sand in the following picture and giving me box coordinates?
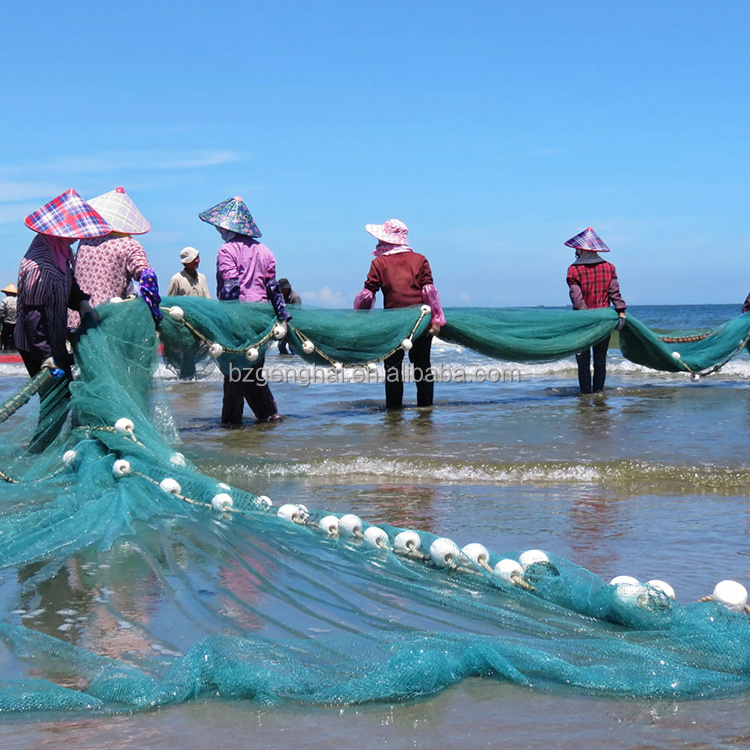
[0,298,749,714]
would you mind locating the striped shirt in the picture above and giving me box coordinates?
[15,235,77,357]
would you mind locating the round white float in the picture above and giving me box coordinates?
[112,459,131,478]
[647,579,676,600]
[318,515,340,535]
[712,580,748,613]
[364,526,389,549]
[429,538,460,568]
[338,514,363,537]
[211,493,234,512]
[159,478,181,495]
[494,558,523,583]
[394,530,421,553]
[461,543,490,568]
[114,417,134,434]
[519,549,549,570]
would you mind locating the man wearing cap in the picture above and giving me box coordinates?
[167,247,211,298]
[565,227,627,394]
[71,187,162,327]
[354,218,445,409]
[0,283,17,350]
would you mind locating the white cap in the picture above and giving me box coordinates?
[180,246,199,264]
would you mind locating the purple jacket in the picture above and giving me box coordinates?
[216,237,290,320]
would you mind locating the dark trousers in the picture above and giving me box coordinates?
[1,323,15,350]
[19,348,72,453]
[576,336,609,394]
[221,359,278,424]
[383,335,434,409]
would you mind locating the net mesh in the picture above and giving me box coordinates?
[0,297,749,715]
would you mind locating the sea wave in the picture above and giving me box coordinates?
[206,455,750,492]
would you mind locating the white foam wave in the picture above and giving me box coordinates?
[228,456,603,485]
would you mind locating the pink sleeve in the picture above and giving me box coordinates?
[125,238,150,280]
[217,243,238,282]
[354,288,375,309]
[421,284,445,326]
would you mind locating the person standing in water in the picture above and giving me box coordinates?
[200,196,290,425]
[354,218,445,409]
[565,227,626,394]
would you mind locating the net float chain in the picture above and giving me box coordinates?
[274,507,750,615]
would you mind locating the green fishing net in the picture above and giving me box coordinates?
[0,297,749,715]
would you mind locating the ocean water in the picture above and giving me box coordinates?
[1,304,750,748]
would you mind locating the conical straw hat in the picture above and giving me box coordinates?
[1,283,17,295]
[198,196,261,238]
[563,227,611,253]
[24,189,112,239]
[88,187,151,235]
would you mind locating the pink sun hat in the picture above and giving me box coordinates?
[87,187,151,235]
[563,227,611,253]
[365,218,409,246]
[24,189,112,239]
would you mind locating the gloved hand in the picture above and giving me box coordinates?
[615,313,626,331]
[428,323,441,337]
[41,357,65,378]
[79,300,99,325]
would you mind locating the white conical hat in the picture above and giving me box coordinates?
[88,187,151,235]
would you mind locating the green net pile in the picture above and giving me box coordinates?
[0,297,749,715]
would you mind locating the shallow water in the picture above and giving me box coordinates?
[1,304,749,748]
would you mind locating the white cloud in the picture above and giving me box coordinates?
[300,286,346,307]
[0,150,245,178]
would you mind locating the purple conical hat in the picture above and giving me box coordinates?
[88,187,151,235]
[198,196,261,238]
[24,189,112,239]
[563,227,611,253]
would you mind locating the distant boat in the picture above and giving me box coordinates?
[0,353,23,364]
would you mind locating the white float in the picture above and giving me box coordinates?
[363,526,389,549]
[338,514,363,537]
[159,478,181,495]
[112,459,131,478]
[429,538,460,568]
[712,580,748,613]
[211,493,234,512]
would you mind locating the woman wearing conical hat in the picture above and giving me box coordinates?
[353,219,445,409]
[16,189,109,451]
[564,227,627,394]
[200,196,291,425]
[0,283,17,351]
[70,187,162,327]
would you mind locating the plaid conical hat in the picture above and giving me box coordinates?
[24,189,112,239]
[88,187,151,234]
[198,196,261,238]
[563,227,611,252]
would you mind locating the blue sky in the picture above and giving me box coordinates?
[1,1,749,308]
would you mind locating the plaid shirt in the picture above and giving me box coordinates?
[566,261,626,311]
